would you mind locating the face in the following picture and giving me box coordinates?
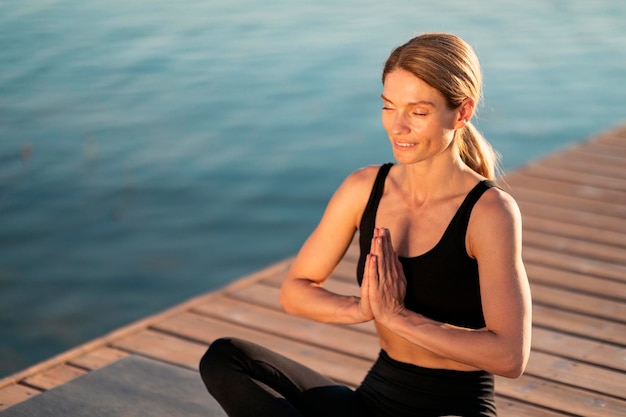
[381,69,464,166]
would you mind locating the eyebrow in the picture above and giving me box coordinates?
[380,94,436,107]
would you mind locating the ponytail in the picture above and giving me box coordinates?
[457,122,500,180]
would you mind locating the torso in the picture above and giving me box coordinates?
[356,163,495,370]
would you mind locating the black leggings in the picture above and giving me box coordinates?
[199,337,496,417]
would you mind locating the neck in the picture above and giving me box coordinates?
[397,152,476,206]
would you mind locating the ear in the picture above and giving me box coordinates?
[453,97,475,130]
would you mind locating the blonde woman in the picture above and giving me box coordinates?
[200,32,532,417]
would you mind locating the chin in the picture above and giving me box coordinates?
[392,152,421,165]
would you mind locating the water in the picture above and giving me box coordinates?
[1,0,625,377]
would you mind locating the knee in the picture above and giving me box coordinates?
[199,337,234,380]
[199,338,234,388]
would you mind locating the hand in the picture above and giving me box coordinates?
[356,270,374,322]
[364,228,408,325]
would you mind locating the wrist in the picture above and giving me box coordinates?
[382,306,415,331]
[335,296,369,324]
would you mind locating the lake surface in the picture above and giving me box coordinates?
[1,0,625,377]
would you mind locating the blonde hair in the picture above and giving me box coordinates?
[382,33,500,179]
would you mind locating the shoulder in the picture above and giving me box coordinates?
[467,184,522,256]
[328,164,389,225]
[335,164,388,198]
[346,163,388,182]
[476,184,522,223]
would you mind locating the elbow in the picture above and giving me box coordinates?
[279,280,302,315]
[495,347,530,378]
[498,359,526,379]
[279,285,293,314]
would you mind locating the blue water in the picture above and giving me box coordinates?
[1,0,625,377]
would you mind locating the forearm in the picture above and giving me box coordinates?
[279,278,367,325]
[385,311,527,378]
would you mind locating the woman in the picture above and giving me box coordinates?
[200,32,532,417]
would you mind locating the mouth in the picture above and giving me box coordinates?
[394,141,417,150]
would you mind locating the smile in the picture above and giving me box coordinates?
[394,141,416,149]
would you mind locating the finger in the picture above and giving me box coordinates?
[360,257,372,314]
[367,257,379,314]
[380,228,394,263]
[394,256,403,273]
[374,227,385,247]
[361,257,368,292]
[370,230,381,257]
[366,254,378,282]
[363,255,374,307]
[367,254,381,294]
[363,254,374,290]
[378,229,394,278]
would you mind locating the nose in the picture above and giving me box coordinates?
[391,112,410,135]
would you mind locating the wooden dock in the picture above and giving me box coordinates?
[1,125,626,416]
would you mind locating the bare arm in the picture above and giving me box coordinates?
[279,167,377,324]
[367,189,532,377]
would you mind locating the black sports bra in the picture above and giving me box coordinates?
[357,163,496,329]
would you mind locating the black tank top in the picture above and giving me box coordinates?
[357,163,496,329]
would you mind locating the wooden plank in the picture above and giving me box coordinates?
[495,374,626,417]
[523,214,626,248]
[505,173,626,206]
[195,296,626,400]
[262,259,358,288]
[260,247,360,287]
[329,260,360,282]
[576,133,626,151]
[228,280,360,312]
[530,282,626,323]
[229,277,626,349]
[202,287,622,408]
[541,149,626,179]
[0,385,41,412]
[228,281,284,308]
[344,243,361,263]
[525,350,625,399]
[495,397,569,417]
[191,296,380,360]
[579,140,626,158]
[238,275,626,366]
[106,310,575,417]
[151,312,372,386]
[517,199,626,233]
[594,127,626,146]
[504,186,626,219]
[520,164,626,192]
[154,311,624,416]
[523,229,626,265]
[526,263,626,302]
[236,268,626,370]
[532,304,626,346]
[523,246,626,283]
[68,347,129,371]
[531,327,626,372]
[21,365,86,391]
[112,330,207,370]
